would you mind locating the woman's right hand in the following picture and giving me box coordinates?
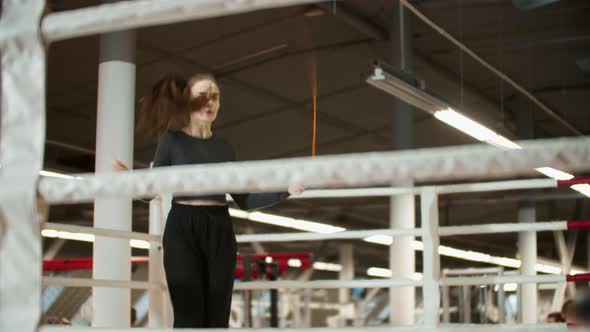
[112,159,129,171]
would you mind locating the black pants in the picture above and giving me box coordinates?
[163,203,237,328]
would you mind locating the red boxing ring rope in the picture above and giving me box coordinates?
[43,253,312,279]
[557,176,590,187]
[565,273,590,282]
[567,220,590,230]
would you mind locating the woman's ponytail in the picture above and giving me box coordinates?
[137,75,190,140]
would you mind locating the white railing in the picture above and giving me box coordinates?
[38,177,590,327]
[39,184,590,329]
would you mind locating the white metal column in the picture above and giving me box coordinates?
[339,244,354,303]
[518,204,537,323]
[421,188,441,326]
[441,284,450,323]
[461,286,471,323]
[515,97,537,324]
[0,1,45,331]
[389,193,416,325]
[93,30,136,327]
[550,231,577,311]
[148,198,168,327]
[339,244,354,326]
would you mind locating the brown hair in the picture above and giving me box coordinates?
[137,75,189,140]
[545,312,565,323]
[137,73,219,140]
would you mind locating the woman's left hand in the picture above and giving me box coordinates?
[288,185,305,195]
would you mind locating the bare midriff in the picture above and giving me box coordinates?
[175,199,227,206]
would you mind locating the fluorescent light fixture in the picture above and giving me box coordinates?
[571,184,590,198]
[434,109,499,141]
[288,259,302,268]
[534,263,562,275]
[363,235,583,275]
[40,170,79,179]
[364,236,423,250]
[364,234,393,246]
[129,239,150,249]
[229,208,346,234]
[534,167,588,198]
[504,283,518,291]
[368,67,521,150]
[367,267,392,278]
[41,229,150,249]
[497,283,518,292]
[366,267,423,280]
[487,135,522,150]
[493,283,518,292]
[412,240,424,251]
[228,208,250,219]
[367,67,442,113]
[528,167,588,198]
[434,109,521,150]
[535,167,574,181]
[313,261,342,272]
[41,229,94,242]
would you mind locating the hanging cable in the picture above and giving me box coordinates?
[459,0,464,109]
[500,16,505,124]
[311,59,317,157]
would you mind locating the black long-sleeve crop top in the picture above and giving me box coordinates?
[152,130,289,211]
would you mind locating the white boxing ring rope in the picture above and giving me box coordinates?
[41,0,323,42]
[39,136,590,204]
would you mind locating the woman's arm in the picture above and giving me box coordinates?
[227,144,304,211]
[230,191,290,211]
[114,134,172,202]
[112,134,172,171]
[230,185,304,211]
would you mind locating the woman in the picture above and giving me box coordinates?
[117,73,303,327]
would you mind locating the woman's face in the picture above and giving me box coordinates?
[189,79,220,124]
